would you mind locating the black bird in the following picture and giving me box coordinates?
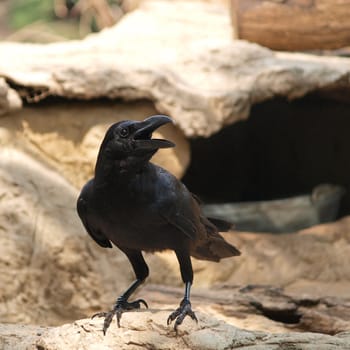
[77,115,240,334]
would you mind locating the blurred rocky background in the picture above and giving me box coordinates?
[1,1,350,349]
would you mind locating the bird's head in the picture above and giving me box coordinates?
[96,115,175,175]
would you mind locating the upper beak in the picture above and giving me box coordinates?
[134,115,175,150]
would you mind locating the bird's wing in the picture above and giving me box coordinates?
[191,193,234,232]
[159,190,240,259]
[158,184,203,241]
[77,194,112,249]
[161,209,198,240]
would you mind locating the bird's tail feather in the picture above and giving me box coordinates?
[192,215,239,262]
[192,236,241,262]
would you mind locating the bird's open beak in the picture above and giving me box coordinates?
[134,115,175,150]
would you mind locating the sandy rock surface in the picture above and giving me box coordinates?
[0,100,190,188]
[1,312,350,350]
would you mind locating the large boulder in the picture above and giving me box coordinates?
[0,148,169,325]
[1,1,350,136]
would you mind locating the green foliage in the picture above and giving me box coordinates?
[9,0,55,29]
[6,0,123,40]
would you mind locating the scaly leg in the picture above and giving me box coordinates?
[167,250,198,331]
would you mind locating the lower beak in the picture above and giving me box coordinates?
[134,115,175,150]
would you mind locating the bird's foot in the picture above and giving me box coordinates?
[92,297,148,334]
[167,298,198,332]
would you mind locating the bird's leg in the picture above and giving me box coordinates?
[92,249,149,334]
[93,279,148,333]
[167,250,198,331]
[167,281,197,331]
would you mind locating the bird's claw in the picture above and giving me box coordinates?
[167,298,197,332]
[117,297,148,310]
[91,311,108,319]
[92,297,148,335]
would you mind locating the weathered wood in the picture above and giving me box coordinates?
[231,0,350,51]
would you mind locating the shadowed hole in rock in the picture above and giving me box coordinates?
[250,301,302,325]
[183,95,350,233]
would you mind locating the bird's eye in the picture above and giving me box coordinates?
[119,128,129,138]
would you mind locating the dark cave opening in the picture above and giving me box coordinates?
[182,96,350,227]
[250,300,302,325]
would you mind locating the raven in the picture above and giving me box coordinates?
[77,115,240,334]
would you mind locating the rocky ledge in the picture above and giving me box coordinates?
[2,311,350,350]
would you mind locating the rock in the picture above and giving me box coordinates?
[102,217,350,300]
[140,284,350,335]
[202,183,346,233]
[0,100,190,188]
[2,1,350,136]
[0,147,173,325]
[0,323,47,350]
[2,282,350,347]
[0,147,107,325]
[0,77,22,116]
[189,218,350,297]
[1,310,350,350]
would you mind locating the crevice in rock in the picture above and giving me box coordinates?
[6,78,50,103]
[250,300,302,325]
